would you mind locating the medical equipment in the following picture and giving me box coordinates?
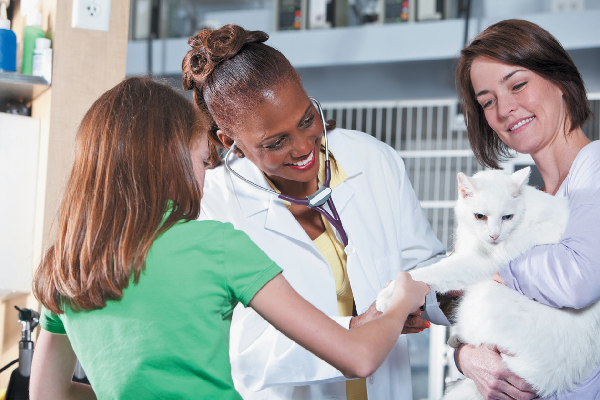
[224,97,349,247]
[3,306,39,400]
[420,291,451,326]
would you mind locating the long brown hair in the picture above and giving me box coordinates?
[456,19,592,169]
[33,77,207,314]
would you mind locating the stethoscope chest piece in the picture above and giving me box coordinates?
[307,186,332,208]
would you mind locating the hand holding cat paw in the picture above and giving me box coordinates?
[388,271,430,315]
[457,344,537,400]
[375,279,431,332]
[402,312,430,334]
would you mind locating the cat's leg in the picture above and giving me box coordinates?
[442,379,483,400]
[408,253,498,293]
[376,253,497,312]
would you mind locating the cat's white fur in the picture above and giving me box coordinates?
[376,168,600,398]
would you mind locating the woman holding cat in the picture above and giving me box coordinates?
[182,24,446,400]
[454,19,600,399]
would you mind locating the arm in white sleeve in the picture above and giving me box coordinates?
[499,149,600,309]
[230,304,351,391]
[391,150,446,271]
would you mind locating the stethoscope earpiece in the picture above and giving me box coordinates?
[230,141,245,158]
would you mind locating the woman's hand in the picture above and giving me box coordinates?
[493,273,507,285]
[401,311,430,334]
[388,271,430,315]
[455,343,537,400]
[349,301,381,329]
[350,302,430,334]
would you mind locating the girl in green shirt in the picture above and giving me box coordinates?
[30,77,429,400]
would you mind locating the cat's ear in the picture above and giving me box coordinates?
[511,167,531,196]
[457,172,476,198]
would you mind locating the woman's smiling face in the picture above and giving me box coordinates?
[470,56,567,157]
[225,79,324,192]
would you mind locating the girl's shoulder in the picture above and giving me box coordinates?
[161,219,235,246]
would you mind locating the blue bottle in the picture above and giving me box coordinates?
[0,8,17,72]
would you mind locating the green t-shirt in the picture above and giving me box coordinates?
[41,220,281,400]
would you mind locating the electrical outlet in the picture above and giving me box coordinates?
[72,0,111,32]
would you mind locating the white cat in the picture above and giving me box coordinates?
[376,167,600,399]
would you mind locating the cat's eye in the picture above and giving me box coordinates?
[474,213,487,221]
[502,214,514,221]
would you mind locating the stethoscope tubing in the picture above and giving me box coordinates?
[223,97,349,246]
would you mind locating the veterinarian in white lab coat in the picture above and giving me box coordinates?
[200,126,445,399]
[184,25,445,400]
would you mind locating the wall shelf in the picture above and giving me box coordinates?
[0,72,50,104]
[126,9,600,75]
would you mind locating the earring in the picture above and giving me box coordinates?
[236,148,245,158]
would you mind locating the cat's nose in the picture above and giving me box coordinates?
[489,234,499,241]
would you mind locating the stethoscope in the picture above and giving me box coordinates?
[224,97,349,246]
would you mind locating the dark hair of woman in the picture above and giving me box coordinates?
[182,24,335,152]
[33,76,207,314]
[456,19,592,169]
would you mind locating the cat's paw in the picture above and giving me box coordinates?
[375,281,395,312]
[409,266,469,293]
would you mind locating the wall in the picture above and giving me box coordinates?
[297,47,600,103]
[0,0,130,390]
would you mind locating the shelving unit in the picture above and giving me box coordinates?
[126,9,600,74]
[0,72,50,103]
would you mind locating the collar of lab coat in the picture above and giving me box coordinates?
[228,129,362,242]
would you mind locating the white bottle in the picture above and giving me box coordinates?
[31,36,52,84]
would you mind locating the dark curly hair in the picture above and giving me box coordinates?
[182,24,304,148]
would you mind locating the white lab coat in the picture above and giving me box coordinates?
[200,128,445,400]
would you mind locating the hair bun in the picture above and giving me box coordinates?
[182,24,269,91]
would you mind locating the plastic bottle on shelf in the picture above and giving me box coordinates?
[22,8,44,75]
[0,0,17,72]
[31,37,52,84]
